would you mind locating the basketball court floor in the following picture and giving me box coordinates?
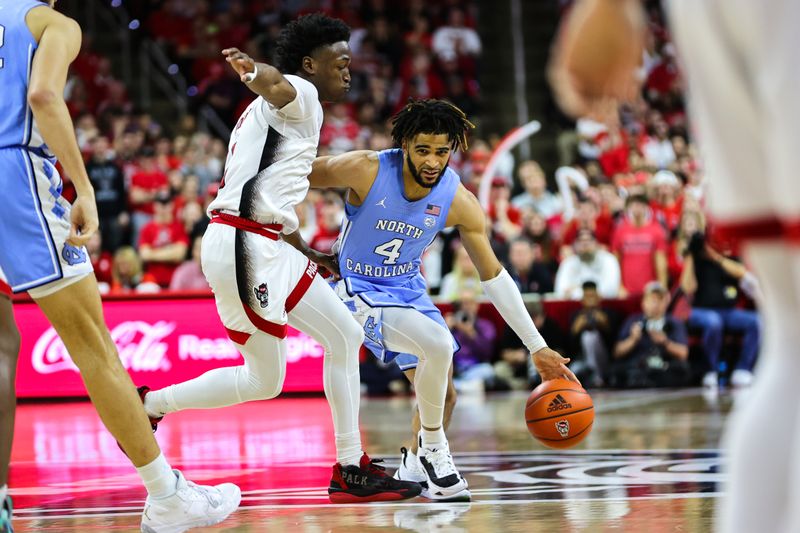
[8,388,734,531]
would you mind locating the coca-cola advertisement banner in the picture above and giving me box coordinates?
[14,296,325,398]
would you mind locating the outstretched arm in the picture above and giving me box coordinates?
[450,186,579,383]
[308,150,378,202]
[222,48,298,109]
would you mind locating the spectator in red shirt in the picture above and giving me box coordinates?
[138,191,189,288]
[129,147,169,244]
[649,170,683,235]
[310,193,344,255]
[560,197,614,254]
[611,194,669,297]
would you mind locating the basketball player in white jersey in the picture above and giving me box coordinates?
[0,1,241,531]
[551,1,800,532]
[138,14,421,503]
[299,99,579,500]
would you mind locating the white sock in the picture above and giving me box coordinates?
[143,387,177,419]
[421,428,446,449]
[0,484,7,502]
[136,453,178,500]
[336,431,363,466]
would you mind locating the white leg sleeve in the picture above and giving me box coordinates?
[381,307,453,431]
[717,244,800,533]
[288,275,364,465]
[146,331,286,415]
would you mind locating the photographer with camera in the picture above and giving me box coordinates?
[568,281,616,387]
[680,215,761,388]
[445,290,498,392]
[611,281,690,388]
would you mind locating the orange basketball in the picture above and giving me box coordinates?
[525,378,594,449]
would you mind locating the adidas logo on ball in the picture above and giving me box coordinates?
[547,394,572,413]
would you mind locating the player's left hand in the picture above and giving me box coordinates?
[222,48,256,81]
[68,194,99,247]
[532,347,581,385]
[312,252,341,280]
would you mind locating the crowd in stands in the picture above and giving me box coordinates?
[56,1,760,393]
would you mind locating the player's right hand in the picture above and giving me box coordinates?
[532,347,581,385]
[67,194,99,247]
[222,48,255,81]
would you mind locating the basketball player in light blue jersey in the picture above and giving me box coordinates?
[0,1,240,531]
[295,99,579,501]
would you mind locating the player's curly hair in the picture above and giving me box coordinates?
[275,13,351,74]
[391,99,476,152]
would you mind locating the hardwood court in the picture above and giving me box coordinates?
[8,388,735,531]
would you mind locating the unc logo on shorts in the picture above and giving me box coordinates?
[364,316,381,344]
[253,283,269,308]
[61,244,86,266]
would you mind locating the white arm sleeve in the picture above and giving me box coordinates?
[481,269,548,353]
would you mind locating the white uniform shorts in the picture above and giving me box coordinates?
[201,221,318,343]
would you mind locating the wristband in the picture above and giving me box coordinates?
[243,64,258,84]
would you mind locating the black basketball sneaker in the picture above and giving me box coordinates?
[329,453,423,503]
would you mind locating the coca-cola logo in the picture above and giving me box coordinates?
[31,320,325,375]
[33,321,177,374]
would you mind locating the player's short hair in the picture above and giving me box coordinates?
[275,13,351,74]
[391,99,476,152]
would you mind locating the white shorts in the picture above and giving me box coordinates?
[667,0,800,239]
[201,223,318,342]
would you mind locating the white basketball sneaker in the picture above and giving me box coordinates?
[394,447,427,484]
[417,440,470,502]
[140,470,241,533]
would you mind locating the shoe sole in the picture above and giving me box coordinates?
[329,488,421,504]
[421,487,471,502]
[140,489,241,533]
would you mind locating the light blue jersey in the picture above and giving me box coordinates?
[0,0,49,153]
[0,1,92,294]
[334,149,461,370]
[339,149,458,286]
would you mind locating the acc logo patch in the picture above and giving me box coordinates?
[424,216,436,228]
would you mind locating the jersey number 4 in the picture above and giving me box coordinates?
[373,238,404,265]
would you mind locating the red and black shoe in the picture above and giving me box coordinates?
[329,453,423,503]
[136,386,164,432]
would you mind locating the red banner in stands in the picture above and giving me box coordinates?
[14,296,325,398]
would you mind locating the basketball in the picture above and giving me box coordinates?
[526,378,594,449]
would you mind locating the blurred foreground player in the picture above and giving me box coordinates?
[551,1,800,531]
[139,14,421,503]
[0,1,241,531]
[305,99,579,500]
[0,275,18,533]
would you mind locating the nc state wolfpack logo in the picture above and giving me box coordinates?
[254,283,269,308]
[556,419,570,438]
